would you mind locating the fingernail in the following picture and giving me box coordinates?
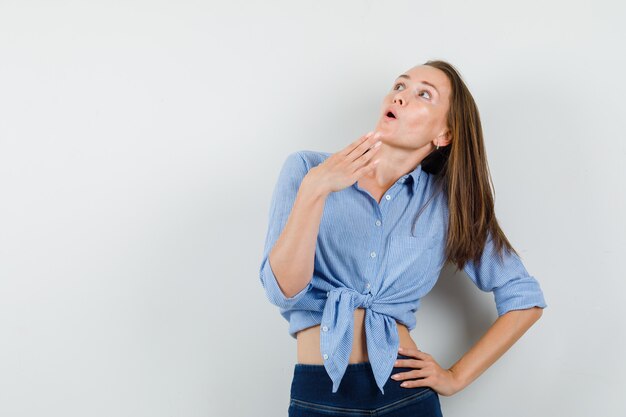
[367,131,374,137]
[374,141,381,147]
[374,132,382,138]
[398,347,403,351]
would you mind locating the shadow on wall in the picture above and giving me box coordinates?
[411,262,497,372]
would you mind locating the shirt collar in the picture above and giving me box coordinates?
[397,162,423,193]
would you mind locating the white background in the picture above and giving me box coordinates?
[1,1,624,416]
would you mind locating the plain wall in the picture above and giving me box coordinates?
[1,1,624,416]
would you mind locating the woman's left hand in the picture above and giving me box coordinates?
[392,347,464,397]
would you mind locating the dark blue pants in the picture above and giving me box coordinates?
[289,354,444,416]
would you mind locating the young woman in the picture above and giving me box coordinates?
[259,60,548,417]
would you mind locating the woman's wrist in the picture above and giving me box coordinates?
[300,174,331,201]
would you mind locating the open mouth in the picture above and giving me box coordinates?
[385,111,396,119]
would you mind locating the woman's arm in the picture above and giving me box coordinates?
[259,152,329,307]
[260,134,381,304]
[393,306,543,396]
[448,306,543,390]
[268,176,329,299]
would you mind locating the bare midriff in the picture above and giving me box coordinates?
[296,307,418,364]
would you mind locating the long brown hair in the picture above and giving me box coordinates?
[418,59,520,271]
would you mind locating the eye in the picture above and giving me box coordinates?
[418,90,432,100]
[393,83,432,100]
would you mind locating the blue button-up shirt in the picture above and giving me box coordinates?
[259,150,548,395]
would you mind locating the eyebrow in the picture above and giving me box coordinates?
[396,74,439,96]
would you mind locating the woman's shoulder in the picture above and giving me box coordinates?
[295,149,332,170]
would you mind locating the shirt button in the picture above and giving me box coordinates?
[375,220,381,226]
[385,195,391,200]
[370,251,376,258]
[322,326,328,332]
[326,291,330,297]
[323,354,329,360]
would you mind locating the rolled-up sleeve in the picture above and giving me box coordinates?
[259,151,313,309]
[462,232,547,317]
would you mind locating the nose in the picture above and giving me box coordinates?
[393,94,405,106]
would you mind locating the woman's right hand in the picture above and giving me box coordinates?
[306,131,383,195]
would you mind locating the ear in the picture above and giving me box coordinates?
[436,131,452,147]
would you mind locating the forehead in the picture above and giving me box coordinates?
[400,65,451,97]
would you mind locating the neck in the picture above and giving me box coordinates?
[363,143,428,187]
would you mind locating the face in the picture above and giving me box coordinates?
[374,65,452,150]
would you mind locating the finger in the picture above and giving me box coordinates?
[362,139,382,155]
[350,141,381,176]
[347,131,382,161]
[394,358,426,368]
[414,350,431,360]
[352,139,381,169]
[392,369,428,381]
[400,347,428,359]
[340,131,374,157]
[400,377,428,388]
[356,141,382,164]
[391,368,424,381]
[353,155,380,178]
[391,371,402,380]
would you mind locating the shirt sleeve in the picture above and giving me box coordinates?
[259,151,313,309]
[462,231,548,317]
